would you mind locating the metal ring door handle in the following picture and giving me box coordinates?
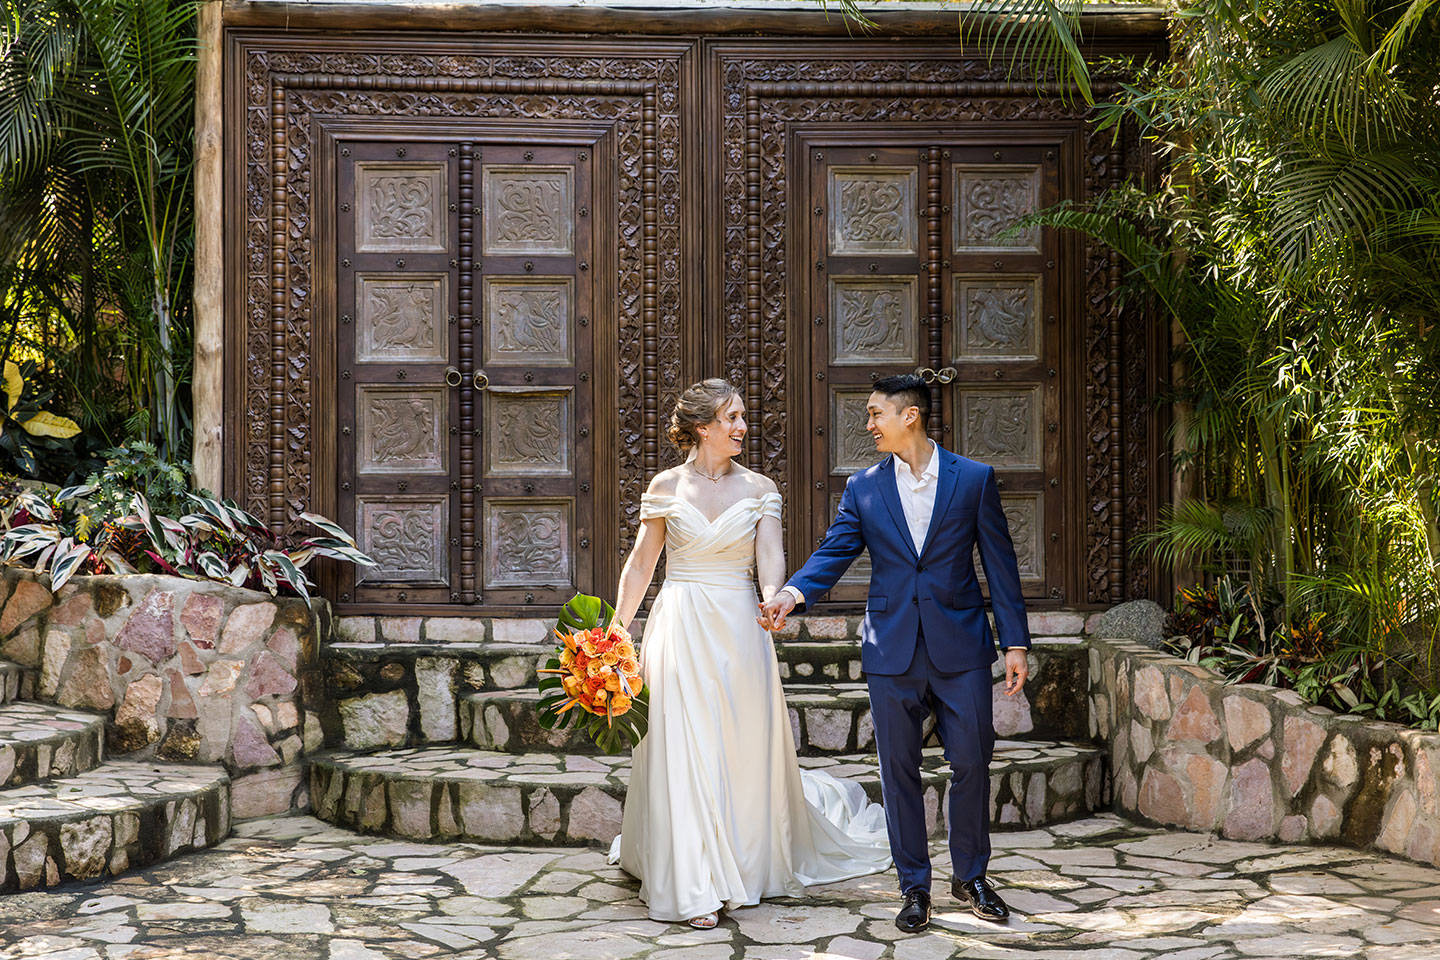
[472,370,489,391]
[445,366,462,387]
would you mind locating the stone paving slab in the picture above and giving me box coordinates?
[4,813,1440,958]
[0,761,231,892]
[0,701,106,788]
[309,742,1101,845]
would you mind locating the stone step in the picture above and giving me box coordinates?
[0,760,230,891]
[324,639,1089,750]
[0,702,106,788]
[460,684,876,757]
[0,659,34,704]
[331,608,1091,648]
[308,739,1101,847]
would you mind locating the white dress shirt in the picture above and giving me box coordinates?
[894,440,941,554]
[783,442,940,607]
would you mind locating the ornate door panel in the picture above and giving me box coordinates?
[804,139,1061,602]
[338,142,460,605]
[474,143,595,607]
[335,138,595,608]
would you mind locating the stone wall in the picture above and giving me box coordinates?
[0,569,327,818]
[1090,636,1440,867]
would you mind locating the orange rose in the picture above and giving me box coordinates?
[586,659,603,678]
[601,651,620,667]
[585,674,606,693]
[581,639,599,657]
[620,658,640,676]
[615,641,636,659]
[605,672,622,692]
[593,688,609,704]
[609,694,632,716]
[559,649,574,667]
[562,675,582,698]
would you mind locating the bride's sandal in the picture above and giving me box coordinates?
[687,911,719,929]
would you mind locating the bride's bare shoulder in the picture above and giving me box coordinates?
[647,469,681,496]
[731,464,778,498]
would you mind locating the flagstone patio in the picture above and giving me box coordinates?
[3,813,1439,959]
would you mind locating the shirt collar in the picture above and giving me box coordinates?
[895,441,941,485]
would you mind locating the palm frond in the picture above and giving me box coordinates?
[962,0,1093,103]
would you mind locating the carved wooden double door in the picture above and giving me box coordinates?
[335,138,598,607]
[801,139,1063,601]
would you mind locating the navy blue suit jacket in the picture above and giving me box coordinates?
[786,446,1031,676]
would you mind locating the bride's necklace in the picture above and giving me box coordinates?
[693,458,733,483]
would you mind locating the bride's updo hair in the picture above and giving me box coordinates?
[668,379,741,454]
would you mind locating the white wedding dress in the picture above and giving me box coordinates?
[608,492,892,922]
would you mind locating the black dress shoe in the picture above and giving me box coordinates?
[895,888,931,932]
[953,876,1010,922]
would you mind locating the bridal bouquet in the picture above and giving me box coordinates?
[536,593,649,755]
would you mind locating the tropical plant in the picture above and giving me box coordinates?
[0,358,81,477]
[1,480,374,604]
[1,0,198,463]
[82,440,194,523]
[0,483,135,590]
[122,493,374,607]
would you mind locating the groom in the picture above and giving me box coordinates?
[760,373,1030,933]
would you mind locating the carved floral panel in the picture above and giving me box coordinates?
[482,165,575,256]
[485,387,572,477]
[356,273,448,363]
[483,277,573,366]
[956,386,1041,469]
[1004,493,1042,579]
[828,167,917,255]
[356,496,448,584]
[356,385,447,475]
[954,276,1039,360]
[355,162,448,253]
[483,499,573,588]
[830,389,881,475]
[954,165,1041,252]
[830,277,919,365]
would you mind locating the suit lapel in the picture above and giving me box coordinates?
[918,451,960,558]
[875,456,919,560]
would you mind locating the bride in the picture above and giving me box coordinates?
[607,379,891,927]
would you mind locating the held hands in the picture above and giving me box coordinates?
[757,592,796,633]
[1003,648,1029,696]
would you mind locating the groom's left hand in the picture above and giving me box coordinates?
[1002,648,1029,696]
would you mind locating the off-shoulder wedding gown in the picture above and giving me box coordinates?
[608,492,891,922]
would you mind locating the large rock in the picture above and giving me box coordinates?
[56,645,114,710]
[0,578,53,635]
[415,657,458,742]
[112,673,165,752]
[1090,599,1167,649]
[338,690,409,749]
[114,590,177,664]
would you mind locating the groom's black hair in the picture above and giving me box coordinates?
[872,373,931,424]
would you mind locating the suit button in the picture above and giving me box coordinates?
[916,564,925,572]
[911,597,918,605]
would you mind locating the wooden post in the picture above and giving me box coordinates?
[192,0,224,493]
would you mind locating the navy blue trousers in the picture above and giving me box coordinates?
[866,631,995,893]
